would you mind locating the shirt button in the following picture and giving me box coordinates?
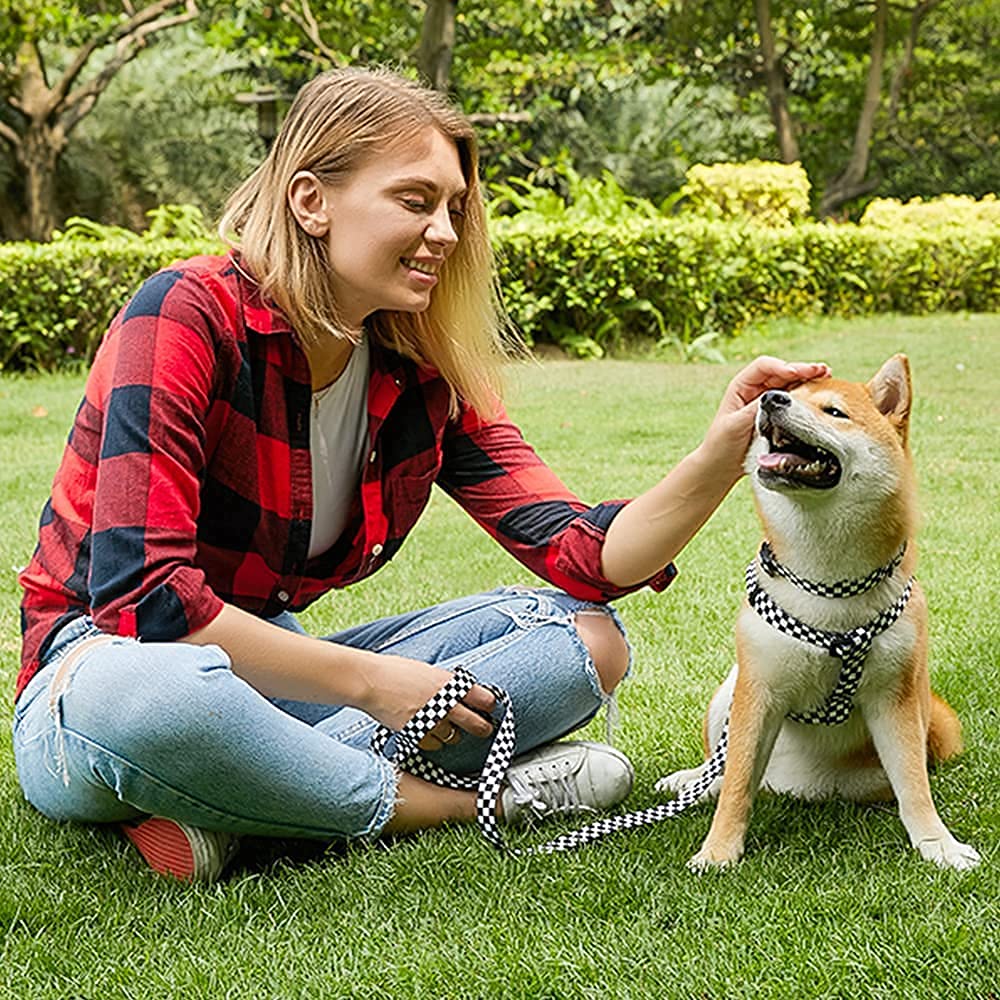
[371,543,384,557]
[277,590,290,603]
[368,450,377,463]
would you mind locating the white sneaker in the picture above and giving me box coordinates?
[500,741,634,826]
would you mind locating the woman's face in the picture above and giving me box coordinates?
[303,126,468,332]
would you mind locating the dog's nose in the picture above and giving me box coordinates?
[760,390,791,414]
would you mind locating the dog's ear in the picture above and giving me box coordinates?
[868,354,912,443]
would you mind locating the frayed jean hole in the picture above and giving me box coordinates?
[45,635,116,786]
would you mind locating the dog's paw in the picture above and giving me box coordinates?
[655,767,721,802]
[686,843,744,873]
[655,767,702,795]
[917,836,982,870]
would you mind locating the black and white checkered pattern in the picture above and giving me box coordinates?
[373,661,734,855]
[524,722,731,854]
[371,666,516,850]
[758,541,906,598]
[746,557,914,725]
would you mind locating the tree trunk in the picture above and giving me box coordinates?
[754,0,799,163]
[819,0,889,217]
[5,43,66,241]
[418,0,457,91]
[19,124,65,242]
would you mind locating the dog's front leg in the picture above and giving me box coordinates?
[688,665,783,871]
[864,689,980,870]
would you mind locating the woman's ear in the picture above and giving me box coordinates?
[287,171,331,237]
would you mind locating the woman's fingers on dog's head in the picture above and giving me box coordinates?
[731,358,830,406]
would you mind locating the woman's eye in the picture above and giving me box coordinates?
[822,405,849,419]
[403,198,428,212]
[449,206,466,220]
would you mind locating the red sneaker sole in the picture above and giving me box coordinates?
[122,818,196,880]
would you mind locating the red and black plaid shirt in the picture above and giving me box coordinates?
[17,254,674,700]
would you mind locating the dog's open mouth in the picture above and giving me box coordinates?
[758,423,842,489]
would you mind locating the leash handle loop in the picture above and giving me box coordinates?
[371,665,517,851]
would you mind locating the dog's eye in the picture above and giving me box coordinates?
[822,405,849,419]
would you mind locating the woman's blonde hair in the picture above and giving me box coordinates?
[219,66,508,416]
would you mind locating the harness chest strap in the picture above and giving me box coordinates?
[746,557,915,725]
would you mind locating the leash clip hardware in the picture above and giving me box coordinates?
[829,626,870,662]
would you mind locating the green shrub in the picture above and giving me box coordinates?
[677,160,812,227]
[860,193,1000,229]
[52,204,213,243]
[495,218,999,356]
[489,168,661,231]
[0,237,219,370]
[1,208,997,368]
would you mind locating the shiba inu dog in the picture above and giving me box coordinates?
[658,355,981,871]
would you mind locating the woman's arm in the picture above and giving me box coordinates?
[184,603,496,741]
[600,357,829,587]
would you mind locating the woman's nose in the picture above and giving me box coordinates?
[424,203,459,252]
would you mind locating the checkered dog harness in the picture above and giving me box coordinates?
[374,543,914,855]
[748,542,913,725]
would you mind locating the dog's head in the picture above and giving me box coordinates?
[746,354,913,503]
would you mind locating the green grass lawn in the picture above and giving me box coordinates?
[1,313,997,999]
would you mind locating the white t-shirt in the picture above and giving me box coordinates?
[307,337,370,558]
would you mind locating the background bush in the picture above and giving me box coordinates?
[495,216,998,356]
[860,194,1000,229]
[1,201,997,369]
[677,160,813,227]
[0,237,220,370]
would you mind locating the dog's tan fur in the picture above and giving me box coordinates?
[659,355,980,870]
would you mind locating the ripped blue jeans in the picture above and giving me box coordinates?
[12,588,628,842]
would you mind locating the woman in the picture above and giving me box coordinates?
[13,67,828,881]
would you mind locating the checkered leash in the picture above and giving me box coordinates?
[372,662,731,856]
[374,543,912,855]
[370,666,515,851]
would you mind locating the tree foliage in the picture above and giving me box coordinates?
[0,0,995,238]
[69,29,261,228]
[669,0,998,215]
[0,0,203,240]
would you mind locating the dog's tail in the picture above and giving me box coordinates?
[927,691,964,763]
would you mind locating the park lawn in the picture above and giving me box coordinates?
[0,312,997,999]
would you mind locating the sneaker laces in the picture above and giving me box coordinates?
[506,761,597,819]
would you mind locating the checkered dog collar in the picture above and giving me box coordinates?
[758,541,907,598]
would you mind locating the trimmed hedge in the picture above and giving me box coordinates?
[1,219,998,370]
[0,237,220,370]
[495,218,1000,355]
[860,193,1000,229]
